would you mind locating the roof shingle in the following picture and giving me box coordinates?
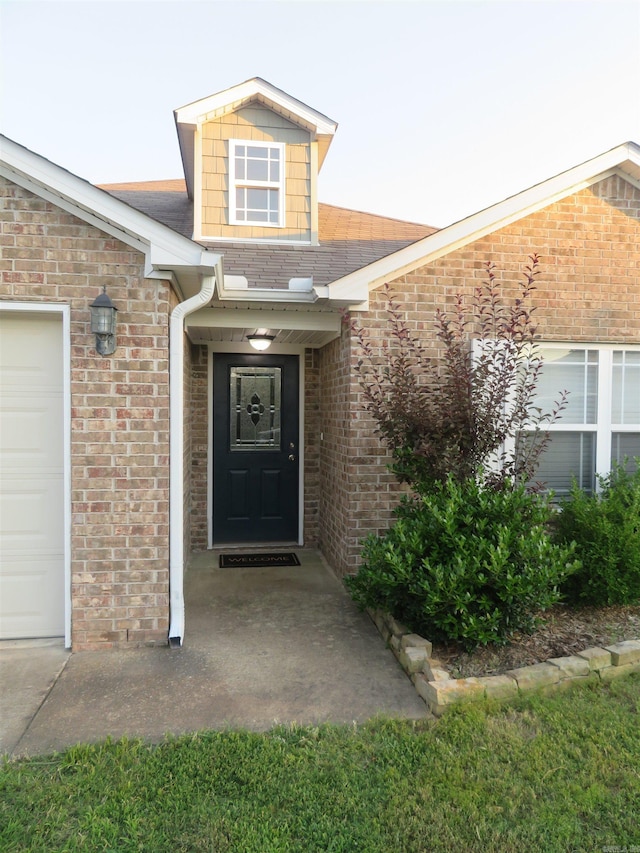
[98,179,437,288]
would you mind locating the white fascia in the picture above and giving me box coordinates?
[0,135,220,293]
[328,141,640,304]
[175,78,337,138]
[215,276,321,304]
[214,276,348,308]
[196,235,313,246]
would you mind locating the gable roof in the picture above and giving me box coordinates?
[98,179,436,290]
[327,141,640,304]
[174,78,338,199]
[101,142,640,307]
[0,135,223,300]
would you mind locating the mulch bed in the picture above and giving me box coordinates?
[432,604,640,679]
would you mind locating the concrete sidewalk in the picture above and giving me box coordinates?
[1,551,428,757]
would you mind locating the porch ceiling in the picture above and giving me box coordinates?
[185,306,343,348]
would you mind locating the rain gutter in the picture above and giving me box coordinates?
[168,266,221,647]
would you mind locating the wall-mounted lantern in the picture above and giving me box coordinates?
[90,286,118,356]
[247,332,275,351]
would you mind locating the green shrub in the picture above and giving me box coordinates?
[345,476,579,650]
[555,462,640,606]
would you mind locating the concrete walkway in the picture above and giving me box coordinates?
[1,551,428,757]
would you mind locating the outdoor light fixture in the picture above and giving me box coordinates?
[90,286,118,356]
[247,333,275,351]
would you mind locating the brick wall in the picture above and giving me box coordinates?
[318,327,404,577]
[318,333,356,574]
[303,348,320,546]
[1,177,173,649]
[320,177,640,576]
[189,344,209,552]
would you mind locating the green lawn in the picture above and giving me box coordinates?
[2,675,639,853]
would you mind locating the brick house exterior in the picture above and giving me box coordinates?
[1,78,638,650]
[322,175,640,575]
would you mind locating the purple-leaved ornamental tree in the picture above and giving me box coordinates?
[347,254,567,493]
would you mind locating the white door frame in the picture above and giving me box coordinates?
[207,343,305,549]
[0,302,72,648]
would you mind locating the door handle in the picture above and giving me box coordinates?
[289,454,296,462]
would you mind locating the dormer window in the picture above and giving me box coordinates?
[229,140,285,227]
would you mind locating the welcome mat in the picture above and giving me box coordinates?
[219,552,301,568]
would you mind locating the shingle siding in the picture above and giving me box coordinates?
[200,106,312,243]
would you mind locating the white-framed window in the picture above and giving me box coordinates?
[522,344,640,494]
[229,140,285,227]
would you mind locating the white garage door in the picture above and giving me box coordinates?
[0,311,65,639]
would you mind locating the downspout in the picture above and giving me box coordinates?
[168,270,219,647]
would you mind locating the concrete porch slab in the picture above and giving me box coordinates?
[4,551,428,757]
[0,639,70,755]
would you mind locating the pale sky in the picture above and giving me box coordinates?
[1,0,639,228]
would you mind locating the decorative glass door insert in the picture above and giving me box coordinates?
[229,366,281,451]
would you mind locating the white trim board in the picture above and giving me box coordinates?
[328,142,640,303]
[1,135,222,298]
[0,301,72,649]
[186,308,341,334]
[175,77,337,138]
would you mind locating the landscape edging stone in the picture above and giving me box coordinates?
[367,609,640,716]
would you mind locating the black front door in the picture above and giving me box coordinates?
[213,353,299,544]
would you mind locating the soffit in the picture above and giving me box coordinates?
[188,326,338,348]
[185,303,343,348]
